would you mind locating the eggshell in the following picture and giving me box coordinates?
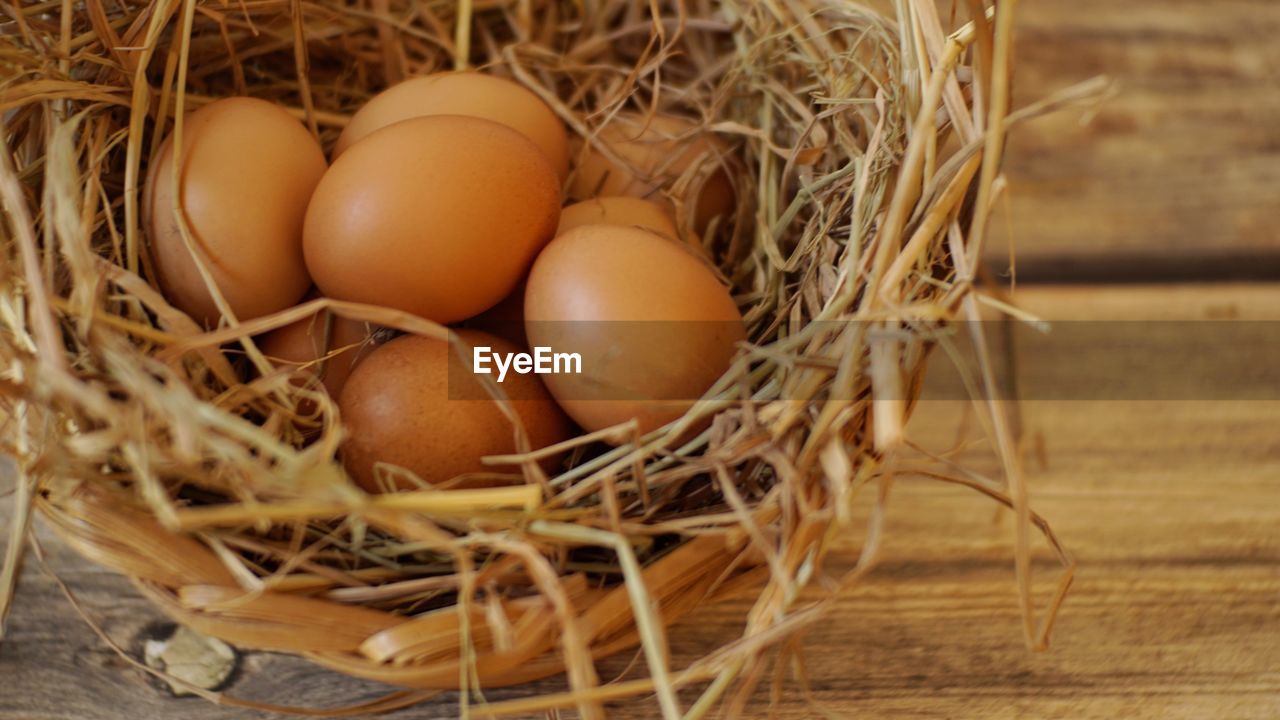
[258,311,375,400]
[331,72,570,181]
[144,97,326,327]
[568,114,734,233]
[303,115,561,325]
[556,197,678,238]
[338,330,572,491]
[524,224,744,438]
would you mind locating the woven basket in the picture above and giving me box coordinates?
[0,0,1062,716]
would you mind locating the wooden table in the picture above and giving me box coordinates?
[3,1,1279,718]
[997,0,1280,282]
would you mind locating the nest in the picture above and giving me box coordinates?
[0,0,1089,716]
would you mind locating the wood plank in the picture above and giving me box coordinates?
[1,284,1278,718]
[990,1,1280,280]
[1008,282,1280,320]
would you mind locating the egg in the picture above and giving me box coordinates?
[524,224,744,438]
[303,116,561,324]
[258,310,375,400]
[557,197,678,238]
[144,97,326,327]
[568,113,734,233]
[331,72,570,181]
[338,330,571,491]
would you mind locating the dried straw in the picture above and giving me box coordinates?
[0,0,1101,715]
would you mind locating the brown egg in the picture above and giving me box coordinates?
[304,116,561,325]
[144,97,326,327]
[331,72,570,181]
[524,225,744,438]
[258,310,375,400]
[557,197,678,238]
[338,330,572,491]
[568,114,734,233]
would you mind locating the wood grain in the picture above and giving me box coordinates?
[991,1,1280,281]
[2,284,1278,718]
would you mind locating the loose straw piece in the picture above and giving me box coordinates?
[173,485,543,530]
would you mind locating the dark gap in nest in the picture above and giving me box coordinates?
[563,531,687,583]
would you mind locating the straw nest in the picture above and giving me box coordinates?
[0,0,1092,716]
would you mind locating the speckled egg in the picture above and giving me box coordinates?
[338,330,571,491]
